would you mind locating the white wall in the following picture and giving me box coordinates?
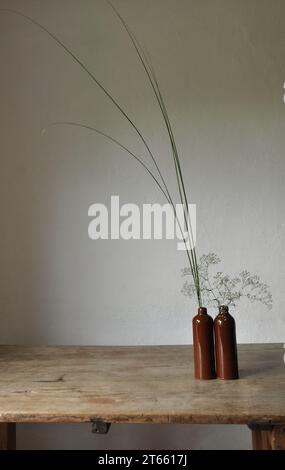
[0,0,284,449]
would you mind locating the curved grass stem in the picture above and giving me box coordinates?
[43,121,170,203]
[1,6,202,306]
[0,8,171,206]
[107,1,202,306]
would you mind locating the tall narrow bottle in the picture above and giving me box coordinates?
[192,307,216,380]
[214,305,239,380]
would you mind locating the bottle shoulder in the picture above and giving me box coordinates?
[193,313,213,325]
[214,312,235,325]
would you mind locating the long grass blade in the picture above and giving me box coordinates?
[45,123,195,277]
[106,2,197,275]
[147,59,202,303]
[107,1,201,305]
[0,8,172,205]
[43,121,170,202]
[1,7,202,305]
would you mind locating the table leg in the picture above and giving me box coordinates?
[0,423,16,450]
[249,424,285,450]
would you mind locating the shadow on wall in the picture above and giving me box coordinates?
[17,423,251,450]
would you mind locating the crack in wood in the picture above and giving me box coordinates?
[33,374,65,384]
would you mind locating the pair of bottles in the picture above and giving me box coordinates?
[192,305,239,380]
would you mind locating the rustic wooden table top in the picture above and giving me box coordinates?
[0,343,284,425]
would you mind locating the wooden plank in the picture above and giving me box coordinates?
[251,425,285,450]
[0,344,284,425]
[272,425,285,450]
[0,423,16,450]
[252,429,272,450]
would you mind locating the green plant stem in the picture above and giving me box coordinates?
[0,8,172,208]
[107,2,202,306]
[46,122,201,306]
[43,122,171,202]
[1,7,202,306]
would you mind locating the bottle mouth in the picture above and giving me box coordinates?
[198,307,207,314]
[219,305,229,313]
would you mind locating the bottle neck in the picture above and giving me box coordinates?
[219,305,229,314]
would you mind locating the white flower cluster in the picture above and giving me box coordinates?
[181,253,272,309]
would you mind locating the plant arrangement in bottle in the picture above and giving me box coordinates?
[182,253,272,378]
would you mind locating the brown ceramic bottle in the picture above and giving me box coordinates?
[192,307,216,380]
[214,305,239,380]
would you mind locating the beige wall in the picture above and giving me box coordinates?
[0,0,284,449]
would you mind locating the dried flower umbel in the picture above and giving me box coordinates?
[182,253,272,309]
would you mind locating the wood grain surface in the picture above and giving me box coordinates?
[0,344,284,425]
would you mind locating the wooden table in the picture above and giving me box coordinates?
[0,343,284,450]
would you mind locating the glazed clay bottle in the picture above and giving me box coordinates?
[214,305,239,380]
[192,307,216,380]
